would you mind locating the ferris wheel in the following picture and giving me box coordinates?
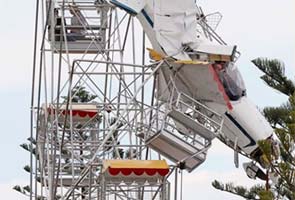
[29,0,275,199]
[31,1,190,199]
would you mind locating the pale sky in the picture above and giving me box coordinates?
[0,0,294,199]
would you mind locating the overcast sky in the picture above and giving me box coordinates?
[0,0,294,199]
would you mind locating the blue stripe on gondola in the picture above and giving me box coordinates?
[142,9,153,27]
[110,0,137,15]
[225,112,256,148]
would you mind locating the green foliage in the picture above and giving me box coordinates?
[212,180,265,199]
[251,58,295,96]
[125,148,138,159]
[13,185,31,195]
[20,143,29,151]
[63,86,97,103]
[27,137,37,145]
[112,147,124,159]
[258,190,274,200]
[234,186,247,197]
[20,143,36,155]
[23,165,31,173]
[258,140,272,161]
[13,184,48,199]
[263,104,291,128]
[212,180,224,190]
[23,185,31,193]
[251,59,295,198]
[13,185,24,194]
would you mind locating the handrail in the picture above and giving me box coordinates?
[177,92,222,119]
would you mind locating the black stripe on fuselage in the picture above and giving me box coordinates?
[225,112,256,148]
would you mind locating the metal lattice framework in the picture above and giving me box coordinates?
[30,0,225,199]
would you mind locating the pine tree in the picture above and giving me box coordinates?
[212,58,295,199]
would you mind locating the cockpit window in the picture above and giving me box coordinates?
[217,63,246,101]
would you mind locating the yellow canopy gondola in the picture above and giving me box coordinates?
[102,160,169,182]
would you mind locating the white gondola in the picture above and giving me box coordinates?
[47,2,110,53]
[145,127,207,172]
[143,93,223,172]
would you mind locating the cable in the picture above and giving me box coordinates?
[30,0,40,199]
[33,0,54,198]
